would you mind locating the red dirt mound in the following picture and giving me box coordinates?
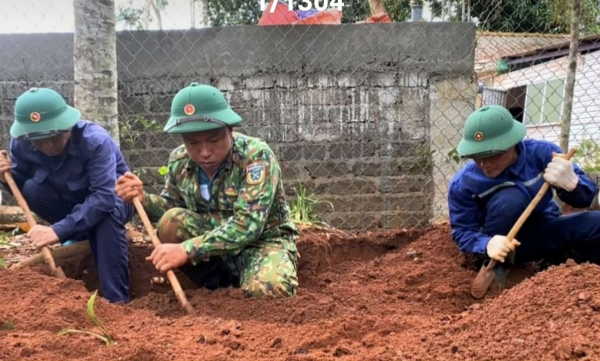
[0,224,597,360]
[407,260,600,361]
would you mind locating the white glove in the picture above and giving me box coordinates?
[486,235,520,262]
[543,154,579,191]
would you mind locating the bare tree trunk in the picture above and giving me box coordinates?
[144,0,151,29]
[147,0,163,30]
[73,0,120,142]
[559,0,581,152]
[197,0,210,28]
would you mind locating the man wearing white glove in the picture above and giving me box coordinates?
[486,235,521,263]
[448,105,600,272]
[543,153,580,191]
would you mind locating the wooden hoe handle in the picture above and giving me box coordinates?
[5,172,65,279]
[132,197,196,316]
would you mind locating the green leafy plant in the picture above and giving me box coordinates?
[0,232,18,269]
[119,117,163,149]
[58,290,114,345]
[158,166,169,178]
[414,143,435,168]
[447,148,461,165]
[574,139,600,173]
[289,184,333,229]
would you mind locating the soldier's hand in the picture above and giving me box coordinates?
[0,150,12,183]
[146,243,188,273]
[115,171,144,203]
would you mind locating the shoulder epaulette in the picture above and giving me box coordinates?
[169,145,189,162]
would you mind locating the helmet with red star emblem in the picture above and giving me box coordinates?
[164,82,242,134]
[11,87,81,141]
[457,105,526,159]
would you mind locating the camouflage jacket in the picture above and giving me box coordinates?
[142,132,299,263]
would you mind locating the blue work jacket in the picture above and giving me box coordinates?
[4,120,129,241]
[448,139,597,255]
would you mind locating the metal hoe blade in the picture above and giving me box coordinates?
[471,259,497,299]
[471,251,515,299]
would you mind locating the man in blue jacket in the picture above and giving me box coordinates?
[0,87,133,303]
[448,105,600,270]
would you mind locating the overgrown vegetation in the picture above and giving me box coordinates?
[58,291,114,345]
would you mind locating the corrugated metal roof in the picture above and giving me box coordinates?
[475,32,570,74]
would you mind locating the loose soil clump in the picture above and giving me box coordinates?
[1,223,598,360]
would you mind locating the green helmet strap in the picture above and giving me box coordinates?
[18,129,69,141]
[163,114,229,133]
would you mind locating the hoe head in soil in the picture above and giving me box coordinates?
[471,251,515,299]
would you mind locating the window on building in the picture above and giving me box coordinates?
[523,78,566,125]
[505,85,526,123]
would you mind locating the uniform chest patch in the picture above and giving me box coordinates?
[225,187,239,197]
[246,162,267,185]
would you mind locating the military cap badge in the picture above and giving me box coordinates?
[184,104,195,116]
[30,112,41,123]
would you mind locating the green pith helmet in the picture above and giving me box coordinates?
[457,105,526,158]
[164,82,242,134]
[11,87,81,141]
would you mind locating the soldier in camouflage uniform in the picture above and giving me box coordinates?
[115,82,299,298]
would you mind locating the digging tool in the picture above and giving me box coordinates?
[4,172,66,279]
[132,197,196,316]
[470,147,577,299]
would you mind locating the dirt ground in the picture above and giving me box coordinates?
[1,223,600,360]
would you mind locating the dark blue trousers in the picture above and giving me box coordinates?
[483,187,600,265]
[22,179,133,303]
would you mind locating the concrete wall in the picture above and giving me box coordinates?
[0,23,476,229]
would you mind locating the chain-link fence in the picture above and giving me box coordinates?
[0,0,598,230]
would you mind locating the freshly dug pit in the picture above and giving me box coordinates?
[1,223,598,360]
[51,226,426,303]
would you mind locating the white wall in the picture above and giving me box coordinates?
[490,50,600,148]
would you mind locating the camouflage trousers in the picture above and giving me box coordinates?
[156,207,298,299]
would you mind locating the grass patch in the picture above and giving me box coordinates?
[289,184,333,229]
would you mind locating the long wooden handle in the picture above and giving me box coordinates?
[132,197,196,316]
[4,172,64,278]
[486,147,577,270]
